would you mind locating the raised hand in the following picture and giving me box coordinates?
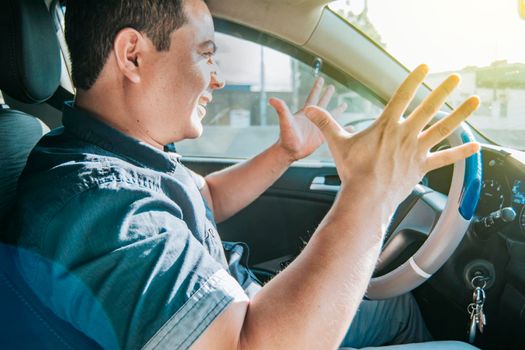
[269,77,347,162]
[304,65,480,210]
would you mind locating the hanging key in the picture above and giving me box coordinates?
[478,306,486,333]
[473,286,486,334]
[467,302,477,343]
[472,276,488,334]
[467,276,488,343]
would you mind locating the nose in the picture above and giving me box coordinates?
[210,65,225,90]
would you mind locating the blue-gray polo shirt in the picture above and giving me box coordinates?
[7,102,261,349]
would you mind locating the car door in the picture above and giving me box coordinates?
[178,20,385,275]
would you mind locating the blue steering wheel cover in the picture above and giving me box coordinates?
[458,125,482,220]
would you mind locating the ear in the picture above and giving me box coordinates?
[113,28,145,84]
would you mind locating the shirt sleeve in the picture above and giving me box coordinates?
[16,183,248,350]
[185,167,207,190]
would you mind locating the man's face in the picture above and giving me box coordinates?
[138,0,224,144]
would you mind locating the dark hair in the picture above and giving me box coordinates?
[65,0,187,90]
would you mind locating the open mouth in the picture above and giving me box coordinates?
[197,104,207,118]
[197,95,211,119]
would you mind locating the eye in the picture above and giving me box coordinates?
[202,52,214,59]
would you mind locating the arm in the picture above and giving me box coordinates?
[202,78,347,223]
[200,143,293,223]
[192,66,481,349]
[193,182,390,350]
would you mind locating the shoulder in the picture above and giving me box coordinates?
[11,136,170,243]
[19,130,165,198]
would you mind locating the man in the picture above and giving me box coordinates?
[8,0,480,349]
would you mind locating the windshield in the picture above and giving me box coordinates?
[330,0,525,150]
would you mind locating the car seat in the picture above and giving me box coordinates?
[0,0,102,348]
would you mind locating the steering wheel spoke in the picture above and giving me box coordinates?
[375,185,446,275]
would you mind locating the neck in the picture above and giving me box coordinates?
[75,84,164,150]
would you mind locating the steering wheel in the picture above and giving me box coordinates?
[365,111,482,299]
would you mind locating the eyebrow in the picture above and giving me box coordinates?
[199,40,218,54]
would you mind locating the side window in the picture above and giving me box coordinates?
[177,32,383,162]
[53,2,75,94]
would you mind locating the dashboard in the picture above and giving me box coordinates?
[477,148,525,240]
[420,144,525,348]
[427,145,525,241]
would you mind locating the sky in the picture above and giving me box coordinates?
[330,0,525,72]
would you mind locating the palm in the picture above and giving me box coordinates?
[279,109,325,159]
[270,78,347,161]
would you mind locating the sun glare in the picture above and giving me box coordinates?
[331,0,525,72]
[330,0,525,149]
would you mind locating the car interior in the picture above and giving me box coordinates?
[1,0,525,349]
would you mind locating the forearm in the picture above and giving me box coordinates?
[192,183,392,350]
[237,183,391,349]
[204,143,293,223]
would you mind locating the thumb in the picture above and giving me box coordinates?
[269,98,292,119]
[304,106,344,141]
[269,98,293,130]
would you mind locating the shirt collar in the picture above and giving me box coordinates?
[62,101,181,172]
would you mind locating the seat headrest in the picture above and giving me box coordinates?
[0,0,61,104]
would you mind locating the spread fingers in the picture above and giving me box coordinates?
[424,142,480,173]
[381,64,429,124]
[405,74,461,132]
[304,77,325,107]
[419,96,480,150]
